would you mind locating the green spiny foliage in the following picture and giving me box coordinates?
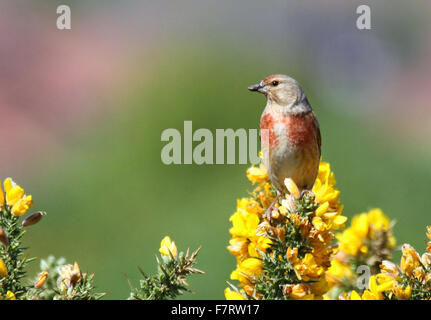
[0,205,35,298]
[25,255,106,300]
[129,246,204,300]
[251,194,318,300]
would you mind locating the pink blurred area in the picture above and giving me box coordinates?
[0,2,136,176]
[384,38,431,140]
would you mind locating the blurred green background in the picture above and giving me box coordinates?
[1,1,431,299]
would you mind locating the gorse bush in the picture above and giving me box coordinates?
[128,236,204,300]
[325,208,396,298]
[0,156,430,299]
[224,158,431,300]
[225,160,345,299]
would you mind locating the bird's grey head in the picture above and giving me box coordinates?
[248,74,311,113]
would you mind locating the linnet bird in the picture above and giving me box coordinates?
[248,74,321,210]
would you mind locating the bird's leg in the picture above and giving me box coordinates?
[264,191,281,222]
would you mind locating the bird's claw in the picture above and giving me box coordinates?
[264,192,282,223]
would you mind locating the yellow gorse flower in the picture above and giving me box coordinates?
[312,162,340,209]
[283,283,314,300]
[35,271,49,289]
[0,186,4,207]
[336,208,394,257]
[392,284,412,300]
[343,227,431,300]
[349,290,362,300]
[5,291,16,300]
[224,287,245,300]
[58,262,81,292]
[347,275,388,300]
[230,257,263,287]
[325,258,353,287]
[326,208,396,297]
[293,253,325,281]
[159,236,178,259]
[347,274,408,300]
[1,178,33,216]
[400,244,421,276]
[246,164,268,185]
[0,259,8,278]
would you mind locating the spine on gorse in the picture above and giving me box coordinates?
[226,160,346,299]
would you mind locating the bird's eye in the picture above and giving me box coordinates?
[272,81,279,86]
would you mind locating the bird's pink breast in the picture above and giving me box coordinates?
[284,113,316,146]
[260,112,315,148]
[260,111,319,191]
[260,112,279,148]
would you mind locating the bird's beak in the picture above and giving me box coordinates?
[248,81,266,94]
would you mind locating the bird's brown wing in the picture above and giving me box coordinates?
[311,111,321,157]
